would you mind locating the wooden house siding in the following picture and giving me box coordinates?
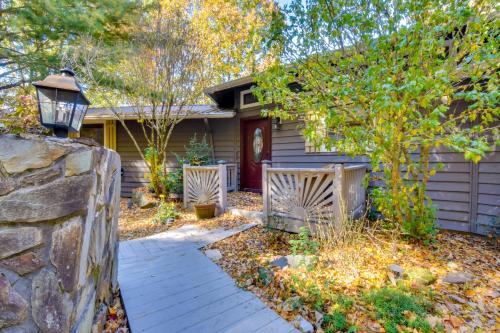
[117,118,241,197]
[118,120,209,196]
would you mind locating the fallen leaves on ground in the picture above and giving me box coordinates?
[228,191,263,211]
[119,191,259,240]
[104,294,128,333]
[207,225,500,332]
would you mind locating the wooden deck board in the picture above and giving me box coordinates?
[118,224,299,333]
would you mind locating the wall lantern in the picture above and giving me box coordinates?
[33,68,90,138]
[272,117,282,130]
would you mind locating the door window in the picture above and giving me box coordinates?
[253,127,263,162]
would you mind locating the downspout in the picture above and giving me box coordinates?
[203,118,216,162]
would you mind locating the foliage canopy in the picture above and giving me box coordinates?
[256,0,499,239]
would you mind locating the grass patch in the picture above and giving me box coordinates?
[364,286,435,333]
[323,310,355,332]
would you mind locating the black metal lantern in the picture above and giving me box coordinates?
[33,68,90,138]
[272,117,282,130]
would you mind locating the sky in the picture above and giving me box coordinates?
[276,0,292,9]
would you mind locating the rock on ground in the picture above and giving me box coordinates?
[406,267,436,286]
[443,272,474,284]
[388,264,404,277]
[131,188,157,209]
[204,249,222,262]
[291,315,314,333]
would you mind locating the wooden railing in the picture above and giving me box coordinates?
[183,162,228,213]
[344,165,367,217]
[226,163,237,192]
[262,162,366,233]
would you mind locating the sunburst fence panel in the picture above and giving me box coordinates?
[262,163,367,233]
[183,163,228,212]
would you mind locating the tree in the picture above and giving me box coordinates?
[191,0,277,82]
[0,0,138,92]
[71,1,213,196]
[0,0,139,134]
[70,0,277,196]
[255,0,499,240]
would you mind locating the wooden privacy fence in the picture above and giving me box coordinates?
[262,162,367,233]
[183,161,228,213]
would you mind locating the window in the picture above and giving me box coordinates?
[240,89,260,109]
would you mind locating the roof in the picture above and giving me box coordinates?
[204,76,255,107]
[84,105,236,121]
[203,76,254,96]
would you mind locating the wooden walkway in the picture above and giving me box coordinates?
[118,224,299,333]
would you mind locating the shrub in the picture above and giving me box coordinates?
[364,287,434,333]
[153,201,179,224]
[180,134,212,166]
[333,294,354,311]
[162,169,183,194]
[164,134,213,195]
[144,146,162,195]
[289,227,319,256]
[371,187,438,242]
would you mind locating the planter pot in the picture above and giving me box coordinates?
[194,203,216,219]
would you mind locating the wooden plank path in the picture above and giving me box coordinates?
[118,224,299,333]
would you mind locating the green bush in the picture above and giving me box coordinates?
[333,294,354,311]
[153,201,179,224]
[371,187,438,242]
[178,134,212,166]
[289,227,319,256]
[162,169,183,194]
[164,134,213,195]
[144,146,162,194]
[364,287,434,333]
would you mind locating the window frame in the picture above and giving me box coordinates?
[239,89,260,109]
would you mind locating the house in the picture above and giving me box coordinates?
[79,76,500,235]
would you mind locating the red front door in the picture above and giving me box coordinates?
[240,118,271,191]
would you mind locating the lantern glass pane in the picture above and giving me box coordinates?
[54,90,78,127]
[37,88,56,124]
[70,98,89,131]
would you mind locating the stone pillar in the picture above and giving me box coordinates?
[0,134,121,333]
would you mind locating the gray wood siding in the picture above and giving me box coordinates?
[475,147,500,234]
[118,120,208,196]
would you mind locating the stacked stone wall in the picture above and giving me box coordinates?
[0,134,120,333]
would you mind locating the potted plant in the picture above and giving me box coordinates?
[193,194,216,219]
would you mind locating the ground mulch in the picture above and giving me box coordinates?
[104,294,128,333]
[119,191,261,241]
[228,191,263,211]
[207,225,500,332]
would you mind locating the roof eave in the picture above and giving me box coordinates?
[203,76,254,96]
[83,111,236,122]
